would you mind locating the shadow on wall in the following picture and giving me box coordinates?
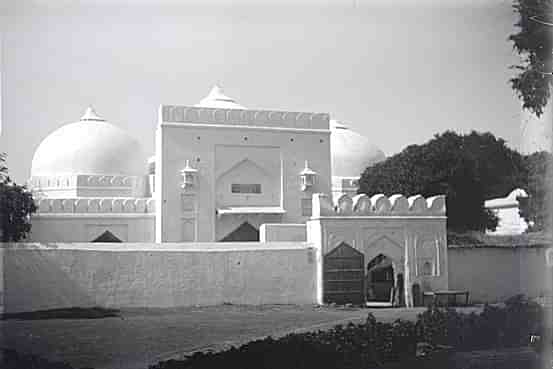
[3,245,96,313]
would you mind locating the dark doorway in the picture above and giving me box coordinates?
[220,222,259,242]
[366,254,394,302]
[92,230,122,243]
[323,242,364,305]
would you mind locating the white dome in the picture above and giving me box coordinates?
[195,85,245,109]
[31,107,146,177]
[330,120,385,178]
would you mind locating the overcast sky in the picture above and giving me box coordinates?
[0,0,530,182]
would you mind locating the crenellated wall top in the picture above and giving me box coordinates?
[35,198,155,214]
[312,193,446,218]
[159,105,330,130]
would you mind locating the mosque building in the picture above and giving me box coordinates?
[28,86,385,243]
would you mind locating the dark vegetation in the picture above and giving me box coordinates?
[149,295,543,369]
[358,131,552,233]
[1,349,78,369]
[1,307,120,320]
[509,0,552,117]
[0,153,37,242]
[518,151,553,232]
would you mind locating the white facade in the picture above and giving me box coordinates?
[18,86,450,308]
[155,99,331,242]
[308,193,448,307]
[28,86,385,243]
[485,188,530,235]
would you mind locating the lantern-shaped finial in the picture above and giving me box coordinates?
[299,160,317,191]
[180,160,198,191]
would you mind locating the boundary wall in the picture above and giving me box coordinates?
[448,245,551,303]
[1,242,317,313]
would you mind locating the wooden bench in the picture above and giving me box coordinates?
[423,290,470,306]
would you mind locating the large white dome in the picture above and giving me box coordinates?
[330,120,385,177]
[31,107,146,177]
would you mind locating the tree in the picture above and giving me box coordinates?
[0,153,37,242]
[0,152,7,183]
[509,0,553,117]
[358,131,526,232]
[517,151,552,231]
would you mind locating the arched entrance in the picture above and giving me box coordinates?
[323,242,364,305]
[366,254,395,302]
[220,222,259,242]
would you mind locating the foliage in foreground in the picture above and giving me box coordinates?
[0,349,76,369]
[150,295,543,369]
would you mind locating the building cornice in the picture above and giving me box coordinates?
[159,104,330,131]
[161,122,331,134]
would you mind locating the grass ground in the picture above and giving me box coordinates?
[0,304,472,369]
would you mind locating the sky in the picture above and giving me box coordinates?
[0,0,537,183]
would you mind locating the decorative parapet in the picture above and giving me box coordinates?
[160,105,330,130]
[312,193,446,217]
[35,198,156,214]
[30,175,138,189]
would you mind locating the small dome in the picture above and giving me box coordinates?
[330,120,385,177]
[31,107,146,177]
[196,85,245,109]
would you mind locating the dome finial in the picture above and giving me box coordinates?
[80,106,105,122]
[196,85,245,109]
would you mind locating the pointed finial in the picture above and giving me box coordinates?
[181,159,198,173]
[300,160,317,175]
[196,85,245,109]
[80,106,105,122]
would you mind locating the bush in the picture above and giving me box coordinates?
[416,295,543,351]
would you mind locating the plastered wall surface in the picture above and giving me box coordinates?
[448,246,550,303]
[260,224,307,242]
[157,106,332,242]
[1,242,317,313]
[307,193,448,306]
[29,216,155,242]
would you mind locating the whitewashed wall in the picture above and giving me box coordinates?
[307,193,448,307]
[260,224,307,242]
[156,105,332,242]
[448,245,550,303]
[1,242,317,313]
[29,215,155,242]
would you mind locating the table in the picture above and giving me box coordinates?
[423,290,470,306]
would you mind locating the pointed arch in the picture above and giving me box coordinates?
[92,230,122,243]
[220,222,259,242]
[366,253,395,302]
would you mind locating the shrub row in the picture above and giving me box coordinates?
[417,295,543,351]
[150,295,544,369]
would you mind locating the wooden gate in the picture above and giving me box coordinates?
[323,242,365,305]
